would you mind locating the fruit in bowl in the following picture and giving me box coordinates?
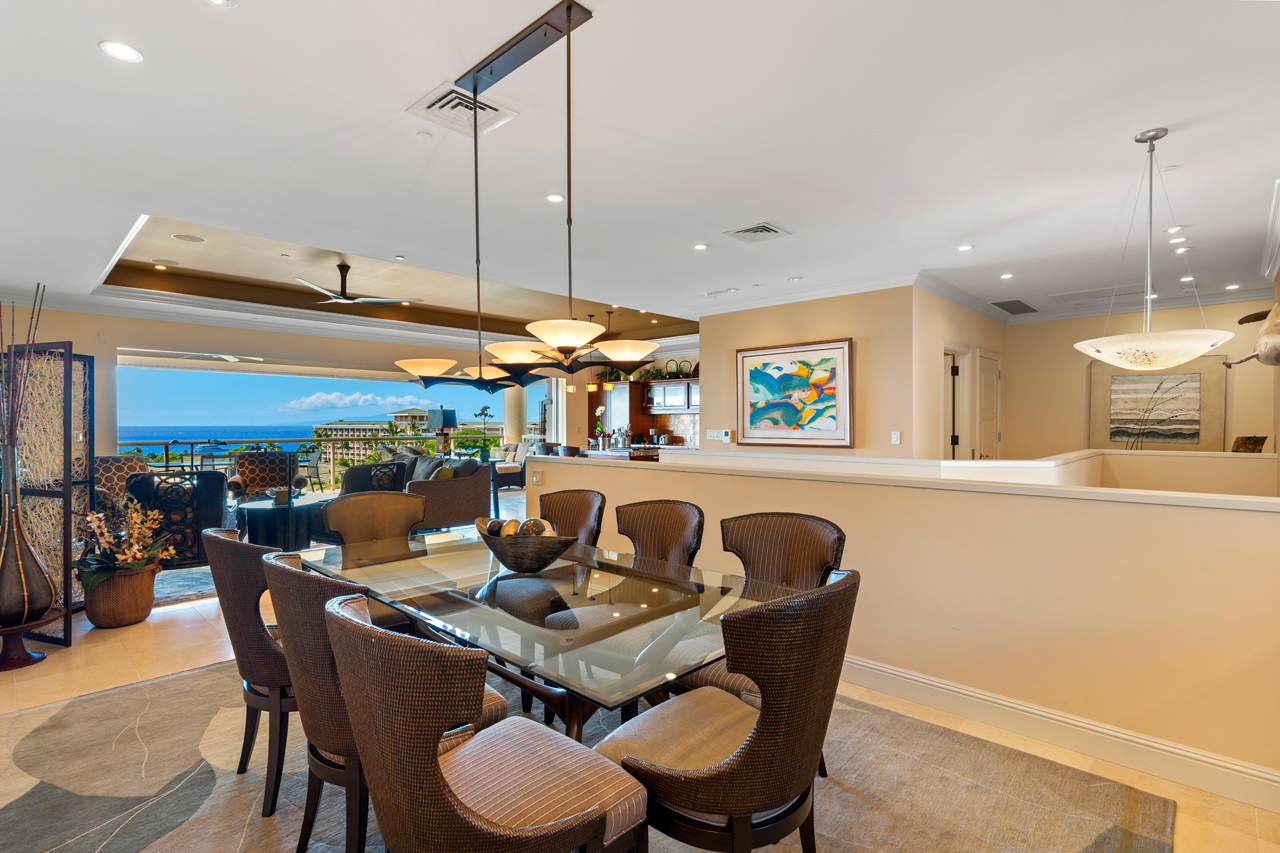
[475,517,577,573]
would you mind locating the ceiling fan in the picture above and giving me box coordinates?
[293,262,419,305]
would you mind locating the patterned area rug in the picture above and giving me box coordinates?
[0,663,1174,852]
[152,568,218,607]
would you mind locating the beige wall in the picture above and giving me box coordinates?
[1099,452,1278,497]
[699,287,916,458]
[25,307,484,455]
[911,289,1007,460]
[1003,300,1275,460]
[527,456,1280,776]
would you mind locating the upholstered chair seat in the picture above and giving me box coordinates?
[338,461,408,495]
[595,574,861,853]
[129,471,229,567]
[324,593,648,853]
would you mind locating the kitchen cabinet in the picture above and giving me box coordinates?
[644,380,699,413]
[587,382,651,436]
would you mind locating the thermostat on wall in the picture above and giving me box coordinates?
[707,429,733,442]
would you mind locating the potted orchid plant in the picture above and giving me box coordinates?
[73,499,176,628]
[592,405,606,449]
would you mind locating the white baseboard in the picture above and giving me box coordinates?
[842,655,1280,810]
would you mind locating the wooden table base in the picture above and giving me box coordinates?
[0,608,66,672]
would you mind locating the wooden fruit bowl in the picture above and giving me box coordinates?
[479,532,576,573]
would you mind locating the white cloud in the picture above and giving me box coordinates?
[280,391,432,412]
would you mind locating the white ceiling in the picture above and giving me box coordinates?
[2,0,1279,329]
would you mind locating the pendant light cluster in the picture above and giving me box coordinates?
[1073,128,1233,370]
[397,1,657,394]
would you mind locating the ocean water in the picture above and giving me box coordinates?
[116,425,319,451]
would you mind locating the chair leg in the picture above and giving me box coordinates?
[262,689,289,817]
[344,755,369,853]
[729,815,751,853]
[633,822,648,853]
[296,770,323,853]
[237,704,261,775]
[799,803,817,853]
[818,751,828,778]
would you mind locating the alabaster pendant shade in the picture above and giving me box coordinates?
[485,342,549,364]
[526,319,605,351]
[1073,329,1234,370]
[395,358,457,377]
[592,339,660,361]
[462,365,511,380]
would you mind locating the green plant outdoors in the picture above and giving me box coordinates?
[73,498,175,593]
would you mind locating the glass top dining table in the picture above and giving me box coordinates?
[298,530,802,734]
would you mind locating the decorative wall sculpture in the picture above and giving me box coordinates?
[736,339,853,448]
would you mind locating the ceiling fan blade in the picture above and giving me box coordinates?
[354,297,419,305]
[293,276,340,298]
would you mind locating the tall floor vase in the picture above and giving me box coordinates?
[0,444,56,628]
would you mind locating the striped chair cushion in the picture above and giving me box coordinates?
[678,658,760,707]
[440,716,646,844]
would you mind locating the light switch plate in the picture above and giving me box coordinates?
[531,470,543,486]
[891,431,901,445]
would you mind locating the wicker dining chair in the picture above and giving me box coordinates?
[540,489,606,546]
[201,528,296,817]
[616,500,705,565]
[262,553,509,853]
[324,593,650,853]
[677,512,846,777]
[595,572,861,853]
[321,492,426,545]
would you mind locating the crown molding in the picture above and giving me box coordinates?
[912,271,1011,323]
[694,271,919,316]
[0,283,535,352]
[649,333,700,359]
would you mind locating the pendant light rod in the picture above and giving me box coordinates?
[565,2,574,321]
[474,81,484,371]
[1134,127,1166,335]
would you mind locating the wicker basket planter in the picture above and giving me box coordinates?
[83,563,160,629]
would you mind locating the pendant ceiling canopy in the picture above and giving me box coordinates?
[1074,128,1232,371]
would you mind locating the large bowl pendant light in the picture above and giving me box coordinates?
[1074,128,1232,370]
[526,3,606,360]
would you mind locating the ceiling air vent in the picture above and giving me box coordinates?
[1048,283,1145,307]
[406,82,518,137]
[723,222,791,244]
[991,299,1038,315]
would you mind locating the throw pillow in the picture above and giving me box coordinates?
[396,445,426,457]
[429,464,454,481]
[414,456,444,481]
[453,458,480,478]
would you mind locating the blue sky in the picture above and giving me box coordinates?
[118,368,545,426]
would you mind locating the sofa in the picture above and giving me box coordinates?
[374,446,492,530]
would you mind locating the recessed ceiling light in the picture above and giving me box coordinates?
[401,301,410,305]
[149,258,179,266]
[1175,247,1189,254]
[638,309,647,313]
[726,287,738,293]
[171,233,205,243]
[1169,237,1186,244]
[1226,284,1241,290]
[415,131,433,141]
[957,245,973,252]
[752,283,762,287]
[693,244,708,250]
[1161,164,1180,173]
[153,265,167,270]
[279,253,290,258]
[99,41,143,63]
[610,304,619,308]
[651,319,657,323]
[394,255,405,260]
[788,276,802,282]
[204,0,239,6]
[546,194,564,203]
[1147,294,1158,299]
[1000,273,1013,279]
[1165,226,1183,233]
[1180,276,1194,282]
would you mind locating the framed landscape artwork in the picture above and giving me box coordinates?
[736,339,853,447]
[1087,355,1226,452]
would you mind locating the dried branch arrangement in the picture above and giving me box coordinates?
[0,284,46,445]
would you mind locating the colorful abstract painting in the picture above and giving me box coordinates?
[737,340,852,447]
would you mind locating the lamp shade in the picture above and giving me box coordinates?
[1073,329,1234,370]
[592,339,660,361]
[526,319,605,351]
[395,358,457,377]
[485,342,549,364]
[425,408,458,430]
[462,365,510,380]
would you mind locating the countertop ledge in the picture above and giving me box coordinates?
[527,454,1280,514]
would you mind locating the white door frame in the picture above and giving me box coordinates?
[941,341,974,461]
[977,348,1002,460]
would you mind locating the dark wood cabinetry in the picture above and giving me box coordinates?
[587,382,652,435]
[643,379,699,413]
